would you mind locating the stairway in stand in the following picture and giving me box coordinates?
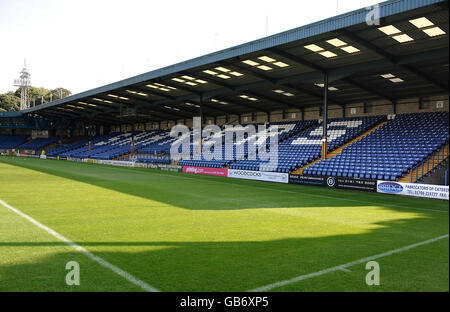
[399,143,449,183]
[292,120,388,175]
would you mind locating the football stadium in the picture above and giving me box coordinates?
[0,0,449,296]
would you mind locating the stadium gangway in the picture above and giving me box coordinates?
[410,142,449,183]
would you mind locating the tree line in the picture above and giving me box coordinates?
[0,87,71,111]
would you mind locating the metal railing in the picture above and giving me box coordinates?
[410,142,449,184]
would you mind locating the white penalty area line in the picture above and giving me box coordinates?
[248,233,449,292]
[0,199,159,292]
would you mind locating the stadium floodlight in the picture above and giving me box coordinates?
[314,83,338,91]
[341,46,360,53]
[326,38,347,47]
[146,83,176,91]
[211,98,228,105]
[257,65,272,71]
[390,78,404,83]
[203,70,218,75]
[242,59,260,66]
[240,94,258,101]
[172,76,208,85]
[378,25,401,35]
[319,51,338,58]
[409,17,434,28]
[258,56,276,63]
[273,61,289,68]
[273,89,295,97]
[392,34,414,43]
[304,44,324,52]
[422,27,446,37]
[13,60,31,110]
[215,67,231,72]
[217,74,231,79]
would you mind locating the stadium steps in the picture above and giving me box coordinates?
[399,143,449,183]
[326,121,388,158]
[43,141,59,151]
[14,137,32,150]
[292,120,388,175]
[114,152,135,160]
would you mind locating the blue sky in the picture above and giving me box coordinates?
[0,0,379,96]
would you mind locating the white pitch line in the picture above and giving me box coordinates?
[339,268,352,273]
[0,199,159,292]
[248,233,449,292]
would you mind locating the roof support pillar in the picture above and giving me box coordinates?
[88,125,93,151]
[267,112,271,123]
[322,73,329,159]
[131,124,135,154]
[419,97,424,110]
[342,105,346,118]
[392,100,397,115]
[198,96,204,154]
[300,109,304,121]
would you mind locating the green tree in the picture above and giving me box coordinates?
[14,86,72,106]
[1,86,72,111]
[0,91,20,111]
[50,87,71,100]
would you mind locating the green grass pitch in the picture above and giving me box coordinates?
[0,156,448,292]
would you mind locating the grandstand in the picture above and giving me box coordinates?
[0,134,27,149]
[0,0,449,294]
[1,0,447,185]
[304,112,449,181]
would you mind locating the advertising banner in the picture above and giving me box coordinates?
[67,157,87,162]
[377,181,449,200]
[134,162,149,168]
[228,169,289,183]
[97,159,135,167]
[18,154,39,158]
[289,175,326,186]
[149,163,183,172]
[289,174,377,192]
[183,166,228,177]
